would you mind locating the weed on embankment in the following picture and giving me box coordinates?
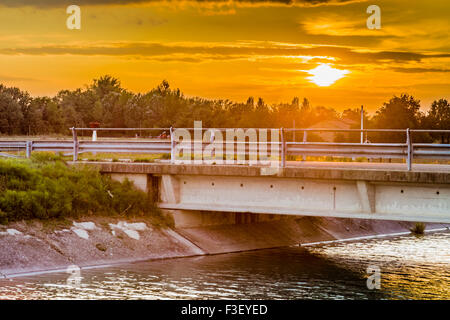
[0,153,162,225]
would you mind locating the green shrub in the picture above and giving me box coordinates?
[411,222,426,235]
[133,158,155,163]
[0,157,160,222]
[31,152,65,164]
[0,209,8,224]
[286,155,297,161]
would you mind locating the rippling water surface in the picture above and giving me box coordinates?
[1,231,449,300]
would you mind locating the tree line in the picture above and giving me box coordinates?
[0,75,449,143]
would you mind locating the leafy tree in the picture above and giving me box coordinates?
[91,75,122,99]
[0,77,449,144]
[373,94,422,129]
[246,97,255,108]
[301,98,310,111]
[425,99,450,143]
[371,94,423,142]
[41,98,65,133]
[0,85,23,134]
[157,80,171,96]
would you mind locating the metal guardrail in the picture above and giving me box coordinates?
[0,141,27,151]
[0,127,449,171]
[287,142,408,159]
[411,144,450,160]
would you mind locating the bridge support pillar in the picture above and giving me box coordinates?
[356,181,375,213]
[160,175,180,204]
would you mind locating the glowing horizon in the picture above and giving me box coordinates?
[0,1,448,111]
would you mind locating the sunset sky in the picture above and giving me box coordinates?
[0,0,449,112]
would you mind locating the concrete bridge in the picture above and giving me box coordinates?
[86,161,450,226]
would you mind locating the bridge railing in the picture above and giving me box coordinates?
[1,127,450,171]
[287,142,408,158]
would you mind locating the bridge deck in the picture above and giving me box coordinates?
[87,161,450,185]
[81,161,450,224]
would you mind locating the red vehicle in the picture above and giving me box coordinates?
[157,131,168,139]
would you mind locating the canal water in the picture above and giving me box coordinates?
[0,231,449,300]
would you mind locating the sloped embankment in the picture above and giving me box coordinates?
[0,216,204,277]
[174,216,449,254]
[1,215,448,278]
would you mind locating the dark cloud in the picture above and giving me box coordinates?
[1,42,448,66]
[0,0,357,8]
[1,0,141,6]
[0,74,37,81]
[393,67,450,73]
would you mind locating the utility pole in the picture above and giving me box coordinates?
[360,105,364,144]
[293,119,296,142]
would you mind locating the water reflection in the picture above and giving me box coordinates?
[0,231,448,300]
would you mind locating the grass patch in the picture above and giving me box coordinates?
[78,152,169,162]
[133,157,155,163]
[0,156,164,224]
[40,216,73,231]
[410,222,426,235]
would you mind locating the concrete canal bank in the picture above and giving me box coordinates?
[1,214,447,278]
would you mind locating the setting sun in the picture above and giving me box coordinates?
[306,64,350,87]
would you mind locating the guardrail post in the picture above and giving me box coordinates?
[406,128,412,171]
[71,127,79,161]
[25,141,32,158]
[169,127,174,163]
[281,127,286,168]
[301,130,308,161]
